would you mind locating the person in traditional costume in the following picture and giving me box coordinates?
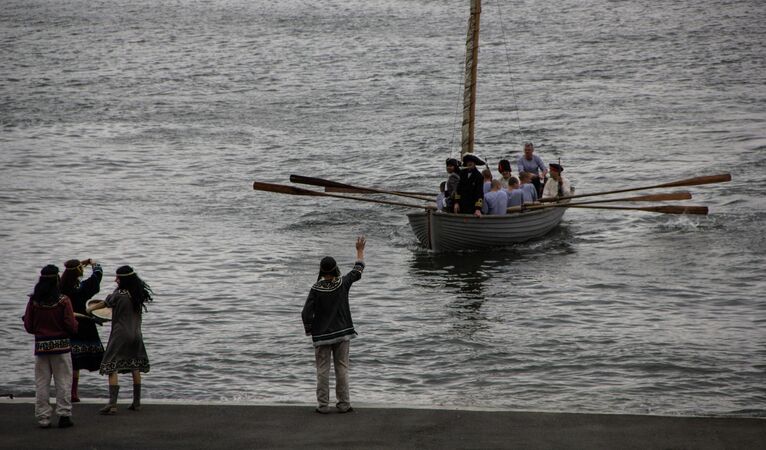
[453,153,485,217]
[541,163,572,199]
[517,143,547,197]
[23,264,78,428]
[87,265,152,415]
[497,159,513,189]
[60,258,103,402]
[444,158,461,212]
[302,236,366,414]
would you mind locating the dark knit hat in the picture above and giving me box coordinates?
[549,163,564,173]
[445,158,460,169]
[318,256,341,279]
[498,159,512,173]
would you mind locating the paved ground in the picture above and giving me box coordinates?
[1,400,764,449]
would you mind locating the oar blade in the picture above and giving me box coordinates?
[631,191,692,202]
[253,181,323,196]
[657,173,732,188]
[564,204,709,214]
[290,174,358,190]
[648,205,709,215]
[326,186,376,194]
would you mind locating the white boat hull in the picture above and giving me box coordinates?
[407,208,567,252]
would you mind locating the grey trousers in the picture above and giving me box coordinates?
[35,353,73,421]
[314,340,350,409]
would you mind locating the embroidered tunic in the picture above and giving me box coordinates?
[64,265,104,371]
[99,289,150,375]
[302,261,365,347]
[23,296,78,355]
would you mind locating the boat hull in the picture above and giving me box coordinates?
[407,208,566,252]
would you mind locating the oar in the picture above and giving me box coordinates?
[289,175,435,201]
[543,191,691,206]
[561,205,709,215]
[514,203,707,214]
[254,181,435,210]
[324,186,436,198]
[539,173,731,203]
[507,192,692,213]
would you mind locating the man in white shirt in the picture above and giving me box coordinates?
[541,163,572,199]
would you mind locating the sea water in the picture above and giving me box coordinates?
[1,0,764,416]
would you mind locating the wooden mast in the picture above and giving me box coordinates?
[461,0,481,156]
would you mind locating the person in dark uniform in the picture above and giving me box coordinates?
[444,158,461,212]
[453,153,486,217]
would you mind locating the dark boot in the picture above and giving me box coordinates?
[128,384,141,411]
[71,374,80,403]
[58,416,74,428]
[99,385,119,415]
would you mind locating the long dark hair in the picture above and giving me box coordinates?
[60,259,82,297]
[30,265,61,306]
[116,265,153,313]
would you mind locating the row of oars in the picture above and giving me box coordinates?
[253,173,732,215]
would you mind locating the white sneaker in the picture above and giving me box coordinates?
[38,419,51,428]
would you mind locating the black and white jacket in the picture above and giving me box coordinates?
[301,261,365,347]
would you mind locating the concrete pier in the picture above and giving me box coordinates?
[1,400,763,449]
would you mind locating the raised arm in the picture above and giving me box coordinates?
[78,261,103,299]
[355,236,366,262]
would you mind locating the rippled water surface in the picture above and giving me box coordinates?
[1,0,765,416]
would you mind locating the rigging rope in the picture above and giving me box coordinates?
[490,0,525,144]
[447,0,528,160]
[448,68,464,159]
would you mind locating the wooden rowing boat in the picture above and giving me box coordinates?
[408,207,566,252]
[409,0,566,251]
